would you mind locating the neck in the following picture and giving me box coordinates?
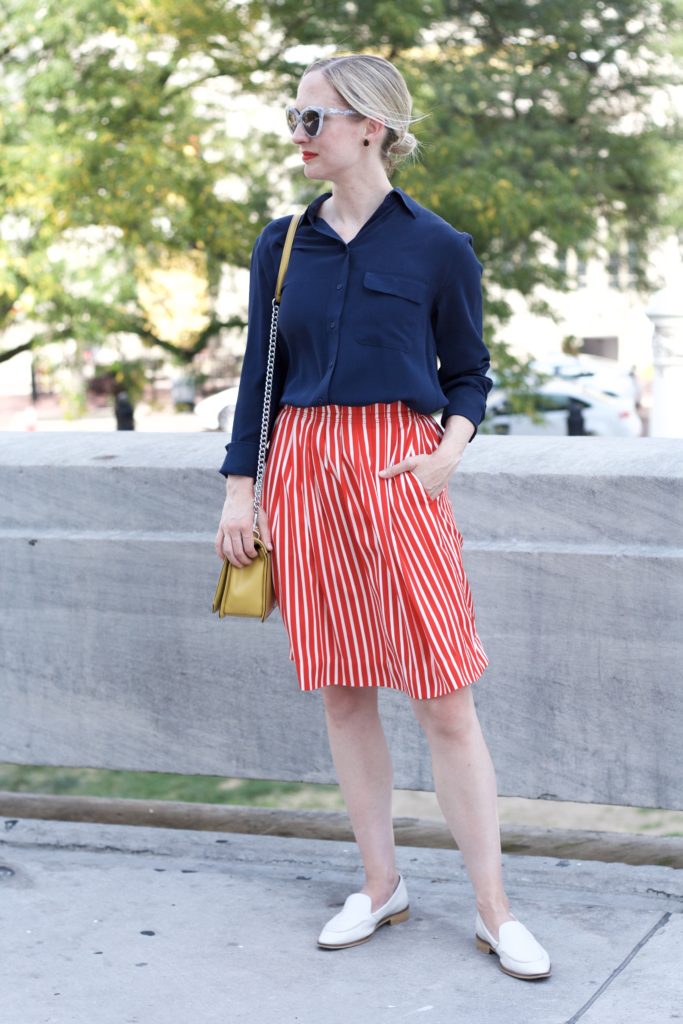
[325,171,394,226]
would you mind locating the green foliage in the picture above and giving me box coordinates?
[0,0,277,372]
[0,762,343,809]
[1,0,681,400]
[95,357,149,406]
[263,0,683,299]
[487,340,548,417]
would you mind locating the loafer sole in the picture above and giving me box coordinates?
[475,935,551,980]
[318,905,410,950]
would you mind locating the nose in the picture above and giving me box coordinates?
[290,120,310,145]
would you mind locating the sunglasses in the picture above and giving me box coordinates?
[285,105,359,138]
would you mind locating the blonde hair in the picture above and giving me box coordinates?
[302,54,421,175]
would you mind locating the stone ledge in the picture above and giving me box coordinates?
[2,433,682,810]
[1,792,681,868]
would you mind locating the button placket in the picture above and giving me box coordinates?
[324,252,349,387]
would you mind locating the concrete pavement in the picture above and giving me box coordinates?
[1,817,681,1024]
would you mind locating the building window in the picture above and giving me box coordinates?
[582,336,619,360]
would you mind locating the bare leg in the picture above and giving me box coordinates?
[322,686,400,911]
[410,685,514,939]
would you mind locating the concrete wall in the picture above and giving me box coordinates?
[1,433,681,809]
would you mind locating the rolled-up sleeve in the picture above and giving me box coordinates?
[432,233,492,438]
[218,228,288,478]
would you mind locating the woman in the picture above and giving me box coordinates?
[215,53,550,981]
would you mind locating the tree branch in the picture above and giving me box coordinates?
[0,337,38,364]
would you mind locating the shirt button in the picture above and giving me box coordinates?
[336,283,343,290]
[329,321,336,328]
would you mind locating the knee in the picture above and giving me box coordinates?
[411,687,479,744]
[322,685,378,729]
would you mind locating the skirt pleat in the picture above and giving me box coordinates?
[261,401,488,699]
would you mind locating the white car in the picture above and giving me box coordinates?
[530,353,640,402]
[193,386,240,433]
[486,381,642,437]
[196,377,641,439]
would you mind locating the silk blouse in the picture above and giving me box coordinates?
[218,186,492,478]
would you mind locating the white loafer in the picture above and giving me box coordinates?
[318,875,409,949]
[475,912,551,980]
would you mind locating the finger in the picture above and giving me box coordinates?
[226,530,254,567]
[216,524,245,563]
[241,529,258,560]
[220,533,241,568]
[236,532,258,566]
[378,458,412,479]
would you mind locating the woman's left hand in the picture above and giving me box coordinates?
[378,447,460,500]
[378,414,475,499]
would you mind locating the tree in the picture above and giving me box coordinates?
[1,0,681,415]
[0,0,285,372]
[259,0,683,395]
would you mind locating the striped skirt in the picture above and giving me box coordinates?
[261,401,488,700]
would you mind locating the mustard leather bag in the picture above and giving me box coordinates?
[212,212,302,622]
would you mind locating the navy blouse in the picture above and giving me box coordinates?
[219,186,492,478]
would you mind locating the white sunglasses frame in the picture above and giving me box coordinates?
[285,105,360,138]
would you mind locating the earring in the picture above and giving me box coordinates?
[363,138,369,147]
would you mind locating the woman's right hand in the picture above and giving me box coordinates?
[214,475,273,567]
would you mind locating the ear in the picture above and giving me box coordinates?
[364,116,386,145]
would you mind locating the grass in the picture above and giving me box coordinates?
[0,763,345,810]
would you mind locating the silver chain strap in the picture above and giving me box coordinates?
[252,297,279,533]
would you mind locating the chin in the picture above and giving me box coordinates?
[303,163,326,181]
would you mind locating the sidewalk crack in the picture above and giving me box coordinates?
[565,912,672,1024]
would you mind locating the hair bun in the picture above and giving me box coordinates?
[389,131,418,157]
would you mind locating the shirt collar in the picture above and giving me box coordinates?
[391,186,419,218]
[303,186,418,224]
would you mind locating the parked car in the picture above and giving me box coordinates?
[196,376,641,439]
[486,381,641,437]
[193,386,240,433]
[530,353,640,402]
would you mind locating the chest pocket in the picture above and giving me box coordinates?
[354,271,429,351]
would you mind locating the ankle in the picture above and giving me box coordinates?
[476,897,513,933]
[476,893,511,916]
[361,870,400,909]
[364,866,399,888]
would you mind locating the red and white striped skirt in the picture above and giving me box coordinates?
[261,401,488,700]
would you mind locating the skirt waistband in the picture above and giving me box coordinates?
[279,400,436,423]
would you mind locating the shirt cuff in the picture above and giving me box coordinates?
[218,441,260,479]
[440,395,485,441]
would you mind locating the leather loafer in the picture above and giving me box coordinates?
[475,912,551,980]
[318,874,409,949]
